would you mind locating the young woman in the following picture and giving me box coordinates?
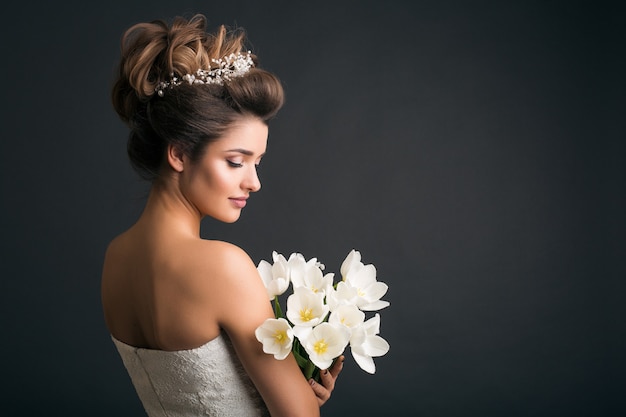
[101,14,343,417]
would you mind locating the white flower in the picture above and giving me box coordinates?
[301,322,350,369]
[328,304,365,333]
[274,251,312,276]
[349,313,390,374]
[291,261,334,297]
[326,281,359,312]
[273,251,304,266]
[340,249,362,279]
[257,258,290,300]
[255,249,390,379]
[254,318,294,360]
[257,251,320,300]
[341,250,389,311]
[286,287,329,327]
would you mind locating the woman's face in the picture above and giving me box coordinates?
[181,117,268,223]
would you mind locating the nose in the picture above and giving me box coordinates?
[243,165,261,192]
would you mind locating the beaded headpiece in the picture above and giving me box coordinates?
[155,51,254,97]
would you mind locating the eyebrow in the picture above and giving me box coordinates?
[225,148,265,157]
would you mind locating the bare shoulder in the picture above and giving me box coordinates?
[197,239,255,267]
[101,231,133,279]
[174,239,265,302]
[103,226,141,261]
[186,239,259,283]
[103,232,124,258]
[197,240,265,292]
[193,240,272,326]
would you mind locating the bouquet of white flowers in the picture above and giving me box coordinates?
[254,249,390,381]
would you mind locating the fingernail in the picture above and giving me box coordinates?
[309,379,315,386]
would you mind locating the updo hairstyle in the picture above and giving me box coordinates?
[111,14,284,181]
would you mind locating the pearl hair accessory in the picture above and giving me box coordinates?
[155,51,254,96]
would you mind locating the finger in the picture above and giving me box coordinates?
[309,378,330,405]
[318,368,335,391]
[328,355,345,378]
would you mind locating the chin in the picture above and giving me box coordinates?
[221,217,240,224]
[204,207,243,224]
[216,212,242,224]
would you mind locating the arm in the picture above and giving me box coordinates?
[210,244,321,417]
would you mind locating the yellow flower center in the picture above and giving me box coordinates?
[314,339,328,354]
[274,329,288,345]
[357,288,365,297]
[300,308,314,322]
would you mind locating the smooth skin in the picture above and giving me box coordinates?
[101,117,342,417]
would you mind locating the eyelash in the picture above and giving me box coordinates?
[227,160,261,169]
[227,160,243,168]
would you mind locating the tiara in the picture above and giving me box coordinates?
[155,51,254,97]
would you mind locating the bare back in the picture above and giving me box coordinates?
[101,222,234,351]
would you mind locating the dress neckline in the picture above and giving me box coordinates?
[111,333,224,353]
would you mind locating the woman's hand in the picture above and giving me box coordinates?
[308,356,345,406]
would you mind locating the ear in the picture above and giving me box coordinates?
[166,144,185,173]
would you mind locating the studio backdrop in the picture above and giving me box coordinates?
[1,1,624,416]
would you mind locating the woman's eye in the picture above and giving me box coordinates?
[227,160,243,168]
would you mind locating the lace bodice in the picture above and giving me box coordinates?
[112,333,270,417]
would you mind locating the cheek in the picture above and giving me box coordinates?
[199,164,233,192]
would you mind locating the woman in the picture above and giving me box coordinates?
[101,14,342,417]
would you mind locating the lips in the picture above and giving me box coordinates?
[229,197,248,209]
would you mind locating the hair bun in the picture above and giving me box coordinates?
[112,14,248,123]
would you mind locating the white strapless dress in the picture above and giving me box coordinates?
[112,333,270,417]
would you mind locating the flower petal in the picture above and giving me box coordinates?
[363,314,381,335]
[328,304,364,330]
[267,278,289,298]
[363,335,390,357]
[286,287,329,327]
[359,300,390,311]
[364,281,388,302]
[340,249,361,279]
[351,350,376,374]
[292,325,312,341]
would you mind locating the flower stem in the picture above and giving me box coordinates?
[292,342,321,382]
[304,360,318,381]
[273,297,283,319]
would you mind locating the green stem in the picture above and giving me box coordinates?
[292,343,321,382]
[273,297,283,319]
[304,360,317,380]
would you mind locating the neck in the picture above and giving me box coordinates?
[138,176,202,238]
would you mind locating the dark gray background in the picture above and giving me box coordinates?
[1,0,624,416]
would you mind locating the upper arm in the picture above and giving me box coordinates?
[208,243,319,417]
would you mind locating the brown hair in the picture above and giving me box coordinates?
[111,14,284,181]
